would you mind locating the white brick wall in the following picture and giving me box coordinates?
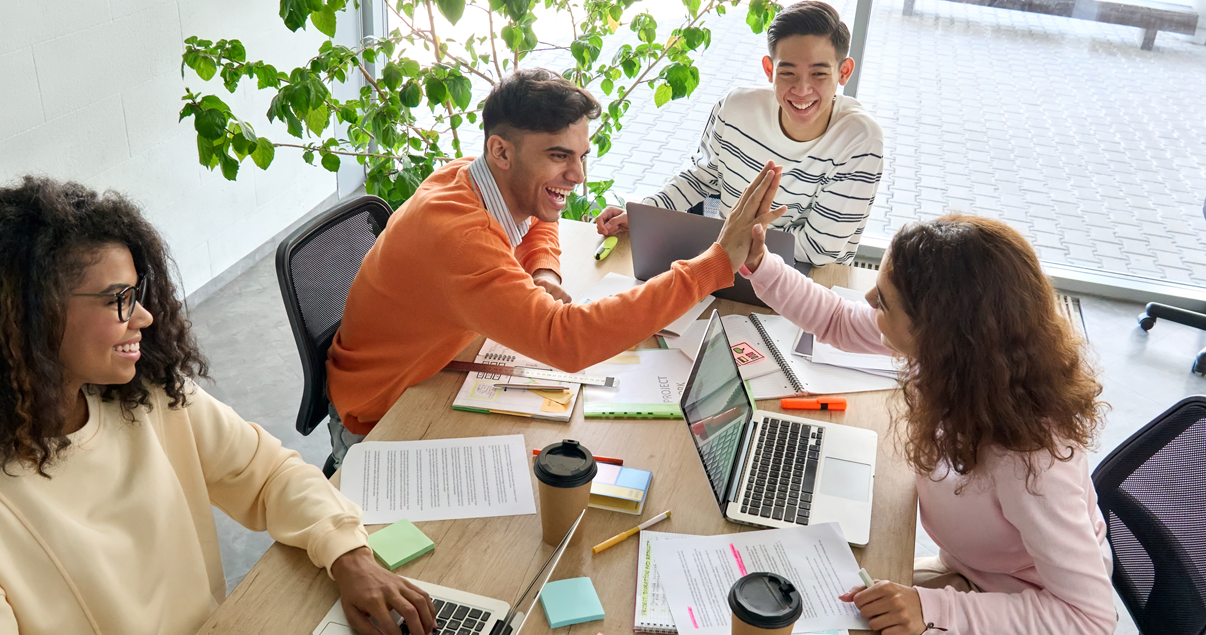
[0,0,341,297]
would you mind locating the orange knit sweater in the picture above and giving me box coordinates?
[327,158,734,434]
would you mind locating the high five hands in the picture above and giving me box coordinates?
[717,161,788,273]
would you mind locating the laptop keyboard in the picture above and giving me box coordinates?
[398,598,492,635]
[740,418,825,525]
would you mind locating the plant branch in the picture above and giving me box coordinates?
[591,0,718,142]
[487,9,504,79]
[358,64,390,102]
[389,2,497,84]
[424,0,443,62]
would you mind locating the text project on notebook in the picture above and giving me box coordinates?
[451,339,580,421]
[581,349,693,418]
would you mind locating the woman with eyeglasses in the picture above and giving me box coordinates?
[740,215,1116,635]
[0,177,436,635]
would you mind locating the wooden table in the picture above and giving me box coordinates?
[199,220,917,635]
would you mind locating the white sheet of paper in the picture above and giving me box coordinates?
[652,523,869,634]
[340,435,536,525]
[580,272,713,337]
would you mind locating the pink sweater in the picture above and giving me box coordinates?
[745,253,1117,635]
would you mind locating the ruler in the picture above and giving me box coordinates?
[444,361,618,388]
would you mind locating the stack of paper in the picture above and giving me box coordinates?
[580,272,714,337]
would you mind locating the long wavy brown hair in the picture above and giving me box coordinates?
[886,215,1106,488]
[0,177,208,476]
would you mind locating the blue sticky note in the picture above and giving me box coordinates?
[615,466,652,491]
[540,577,605,628]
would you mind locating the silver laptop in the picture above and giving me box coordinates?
[627,201,807,308]
[312,512,584,635]
[682,311,877,545]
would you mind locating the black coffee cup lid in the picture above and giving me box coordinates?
[534,440,598,488]
[728,572,803,629]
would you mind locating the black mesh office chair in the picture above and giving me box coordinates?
[276,195,392,475]
[1092,396,1206,635]
[1137,197,1206,376]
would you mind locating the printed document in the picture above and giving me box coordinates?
[340,435,536,525]
[651,523,869,634]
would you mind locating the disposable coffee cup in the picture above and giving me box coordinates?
[729,572,803,635]
[534,440,597,546]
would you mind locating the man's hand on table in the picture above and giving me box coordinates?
[532,269,572,303]
[717,161,787,273]
[330,546,436,635]
[838,579,925,635]
[594,206,628,236]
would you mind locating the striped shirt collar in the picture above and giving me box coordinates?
[468,155,530,248]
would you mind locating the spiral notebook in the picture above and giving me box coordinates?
[634,531,685,634]
[664,314,897,399]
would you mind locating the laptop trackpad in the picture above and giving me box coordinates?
[819,457,872,502]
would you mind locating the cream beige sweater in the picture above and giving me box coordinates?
[0,383,368,635]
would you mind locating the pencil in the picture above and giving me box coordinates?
[591,510,671,554]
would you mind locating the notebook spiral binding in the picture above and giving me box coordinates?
[748,314,804,395]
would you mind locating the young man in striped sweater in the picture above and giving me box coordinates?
[596,1,883,267]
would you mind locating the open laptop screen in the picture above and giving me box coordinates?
[680,311,754,509]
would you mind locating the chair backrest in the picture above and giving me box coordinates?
[1092,396,1206,635]
[275,195,392,436]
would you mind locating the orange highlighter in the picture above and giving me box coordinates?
[781,396,847,411]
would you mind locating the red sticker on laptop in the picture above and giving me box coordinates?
[730,341,765,367]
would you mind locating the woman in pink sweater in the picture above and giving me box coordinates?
[741,215,1116,635]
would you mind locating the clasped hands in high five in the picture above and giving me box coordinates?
[595,161,787,275]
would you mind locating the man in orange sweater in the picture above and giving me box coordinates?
[325,69,785,467]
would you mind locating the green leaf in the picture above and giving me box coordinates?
[400,58,420,77]
[400,81,423,107]
[305,104,330,133]
[280,0,309,31]
[195,109,228,140]
[199,95,231,113]
[654,83,672,107]
[466,111,477,123]
[621,58,639,78]
[450,114,462,129]
[601,77,613,95]
[197,135,215,166]
[424,76,448,107]
[447,75,472,110]
[251,138,275,169]
[436,0,465,24]
[381,63,403,90]
[321,152,341,172]
[227,40,247,62]
[381,39,396,58]
[312,7,337,37]
[593,132,612,157]
[716,4,725,14]
[302,150,315,164]
[255,64,281,89]
[195,56,217,81]
[218,151,240,180]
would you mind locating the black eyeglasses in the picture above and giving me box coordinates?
[72,277,149,323]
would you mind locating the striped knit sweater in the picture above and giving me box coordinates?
[642,86,884,265]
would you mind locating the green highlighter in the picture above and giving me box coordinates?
[368,519,434,570]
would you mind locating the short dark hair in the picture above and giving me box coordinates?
[482,68,601,144]
[0,177,208,476]
[767,1,851,61]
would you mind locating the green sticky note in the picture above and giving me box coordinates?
[540,577,605,628]
[367,519,434,570]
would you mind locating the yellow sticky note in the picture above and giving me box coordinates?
[533,389,573,405]
[541,398,570,413]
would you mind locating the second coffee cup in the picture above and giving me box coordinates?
[729,572,803,635]
[534,439,597,546]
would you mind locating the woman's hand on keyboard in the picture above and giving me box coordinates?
[331,546,437,635]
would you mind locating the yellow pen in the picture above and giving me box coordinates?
[594,236,618,261]
[591,510,671,554]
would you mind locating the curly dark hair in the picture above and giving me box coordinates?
[886,215,1106,489]
[0,176,209,476]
